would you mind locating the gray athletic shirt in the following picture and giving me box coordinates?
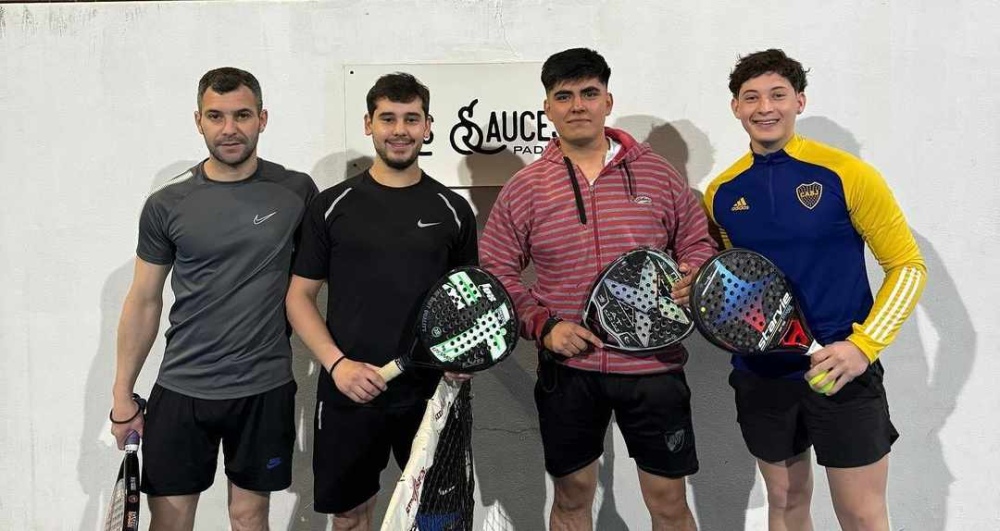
[137,159,317,399]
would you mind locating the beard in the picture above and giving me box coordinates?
[208,135,257,168]
[374,138,421,171]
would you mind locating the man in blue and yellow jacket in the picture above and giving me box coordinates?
[705,49,926,531]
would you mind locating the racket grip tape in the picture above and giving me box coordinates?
[377,359,405,383]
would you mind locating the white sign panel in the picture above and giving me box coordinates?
[344,62,553,187]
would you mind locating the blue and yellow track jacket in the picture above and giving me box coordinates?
[704,135,926,377]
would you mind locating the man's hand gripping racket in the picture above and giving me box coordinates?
[689,248,859,394]
[104,395,145,531]
[579,247,695,355]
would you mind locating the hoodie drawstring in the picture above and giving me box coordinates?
[563,156,587,225]
[622,160,636,199]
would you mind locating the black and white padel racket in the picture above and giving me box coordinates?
[583,247,694,353]
[104,407,144,531]
[377,266,519,383]
[690,248,822,356]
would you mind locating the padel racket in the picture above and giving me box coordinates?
[104,419,143,531]
[690,248,821,356]
[377,266,519,383]
[583,247,694,353]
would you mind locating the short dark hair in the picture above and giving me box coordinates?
[541,48,611,92]
[366,72,430,117]
[728,49,808,97]
[197,67,263,111]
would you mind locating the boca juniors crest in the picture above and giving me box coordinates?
[796,182,823,209]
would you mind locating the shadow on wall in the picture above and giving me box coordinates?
[462,150,552,531]
[798,117,975,531]
[286,152,379,530]
[78,161,196,531]
[465,147,638,529]
[616,114,760,531]
[77,156,389,531]
[310,150,372,190]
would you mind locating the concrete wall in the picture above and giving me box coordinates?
[1,1,997,529]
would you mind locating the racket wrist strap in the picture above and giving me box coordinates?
[328,356,347,377]
[540,316,563,342]
[109,393,144,424]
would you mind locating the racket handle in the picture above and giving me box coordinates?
[806,341,823,355]
[124,431,140,452]
[377,359,404,383]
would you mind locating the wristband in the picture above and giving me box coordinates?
[109,393,144,424]
[328,356,347,377]
[540,316,563,342]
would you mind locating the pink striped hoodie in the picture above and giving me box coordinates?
[480,127,716,374]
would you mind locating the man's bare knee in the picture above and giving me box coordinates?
[149,494,199,531]
[332,511,363,531]
[553,471,597,513]
[227,484,270,531]
[229,508,268,531]
[638,470,695,530]
[766,478,813,511]
[759,454,814,511]
[646,492,690,522]
[332,497,375,531]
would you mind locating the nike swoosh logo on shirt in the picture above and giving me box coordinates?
[254,212,277,225]
[417,220,441,228]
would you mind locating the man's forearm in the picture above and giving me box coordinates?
[286,291,344,371]
[113,296,161,403]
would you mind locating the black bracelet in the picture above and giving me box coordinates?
[540,315,563,342]
[109,393,144,424]
[328,356,347,377]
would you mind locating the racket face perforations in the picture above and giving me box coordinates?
[419,267,518,372]
[584,248,694,353]
[692,249,805,354]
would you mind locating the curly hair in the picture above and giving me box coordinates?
[728,49,808,97]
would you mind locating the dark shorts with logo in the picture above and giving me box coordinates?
[313,382,427,514]
[140,380,296,496]
[729,361,898,468]
[534,358,699,479]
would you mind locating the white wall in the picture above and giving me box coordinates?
[2,1,998,529]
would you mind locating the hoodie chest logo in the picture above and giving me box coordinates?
[634,195,652,205]
[796,182,823,210]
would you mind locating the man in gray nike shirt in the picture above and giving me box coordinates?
[109,67,316,531]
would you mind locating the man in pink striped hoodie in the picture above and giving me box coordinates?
[480,48,716,530]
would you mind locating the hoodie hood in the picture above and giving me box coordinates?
[537,126,650,168]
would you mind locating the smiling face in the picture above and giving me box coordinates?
[195,85,266,168]
[544,77,613,149]
[364,97,430,171]
[731,72,806,154]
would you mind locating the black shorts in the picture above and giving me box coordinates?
[534,360,698,479]
[729,361,898,468]
[313,378,427,514]
[141,380,296,496]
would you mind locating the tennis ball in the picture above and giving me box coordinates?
[808,371,835,394]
